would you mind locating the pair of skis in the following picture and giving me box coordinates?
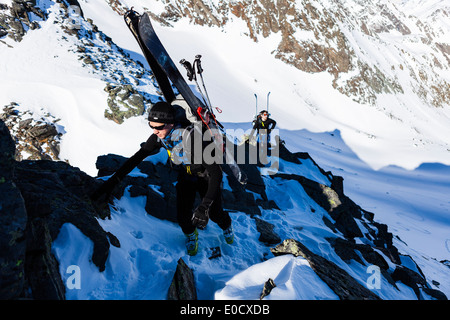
[124,9,247,185]
[254,92,271,116]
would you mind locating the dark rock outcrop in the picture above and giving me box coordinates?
[167,258,197,300]
[260,278,276,300]
[1,103,63,161]
[254,217,281,245]
[0,120,116,299]
[0,119,27,299]
[392,265,448,300]
[271,239,381,300]
[104,84,148,124]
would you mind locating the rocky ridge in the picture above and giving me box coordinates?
[1,119,446,300]
[1,102,63,161]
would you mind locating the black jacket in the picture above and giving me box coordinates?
[250,116,276,138]
[92,125,223,203]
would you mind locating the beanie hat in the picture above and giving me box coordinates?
[148,101,175,123]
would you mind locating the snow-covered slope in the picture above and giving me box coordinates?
[1,0,449,300]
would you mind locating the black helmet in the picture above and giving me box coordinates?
[148,101,175,123]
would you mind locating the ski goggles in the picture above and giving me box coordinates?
[149,123,168,130]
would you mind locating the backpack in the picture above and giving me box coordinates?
[169,96,247,185]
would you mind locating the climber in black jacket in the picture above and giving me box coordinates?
[245,110,277,151]
[249,110,276,140]
[91,101,234,256]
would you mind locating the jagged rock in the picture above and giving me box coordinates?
[422,287,448,300]
[95,153,179,223]
[25,218,66,300]
[254,217,281,245]
[0,120,27,299]
[27,123,58,141]
[14,159,115,271]
[104,84,148,124]
[392,266,447,300]
[328,237,389,270]
[0,119,117,299]
[271,239,381,300]
[273,172,363,239]
[94,153,127,177]
[1,104,63,161]
[0,0,46,42]
[371,222,401,264]
[260,278,276,300]
[327,236,398,289]
[167,258,197,300]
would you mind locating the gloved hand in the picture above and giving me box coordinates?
[191,198,213,229]
[248,136,257,146]
[90,175,120,202]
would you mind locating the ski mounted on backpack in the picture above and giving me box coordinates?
[124,9,176,104]
[254,92,271,119]
[124,9,247,185]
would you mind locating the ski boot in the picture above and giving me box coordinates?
[223,225,234,244]
[185,229,199,256]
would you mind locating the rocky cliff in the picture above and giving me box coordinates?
[0,119,115,299]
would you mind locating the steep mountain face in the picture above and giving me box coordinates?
[1,0,158,126]
[139,0,449,108]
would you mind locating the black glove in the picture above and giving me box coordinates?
[90,175,120,202]
[191,198,213,229]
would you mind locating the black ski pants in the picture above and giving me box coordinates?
[176,173,231,235]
